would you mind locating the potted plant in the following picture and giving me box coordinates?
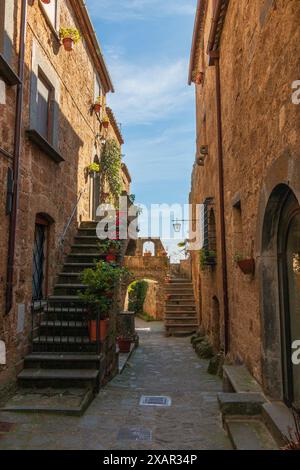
[102,115,110,129]
[94,96,102,114]
[117,335,132,353]
[98,240,121,255]
[234,254,255,275]
[87,162,100,177]
[59,27,81,51]
[79,261,130,342]
[199,248,216,270]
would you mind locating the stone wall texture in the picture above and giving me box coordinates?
[189,0,300,391]
[0,0,119,398]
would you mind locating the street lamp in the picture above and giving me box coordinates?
[172,219,199,233]
[173,220,182,233]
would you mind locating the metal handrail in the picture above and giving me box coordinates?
[59,188,87,248]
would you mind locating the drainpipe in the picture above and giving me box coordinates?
[214,56,230,355]
[207,0,230,354]
[6,0,27,313]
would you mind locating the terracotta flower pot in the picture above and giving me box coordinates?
[237,258,255,275]
[88,319,109,342]
[62,37,74,52]
[94,103,101,113]
[41,0,51,4]
[102,121,109,129]
[117,337,131,353]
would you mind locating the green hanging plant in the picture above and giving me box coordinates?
[87,162,101,174]
[101,139,122,206]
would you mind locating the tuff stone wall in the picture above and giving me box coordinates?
[0,0,117,398]
[143,280,159,319]
[189,0,300,387]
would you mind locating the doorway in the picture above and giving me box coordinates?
[278,190,300,408]
[261,184,300,407]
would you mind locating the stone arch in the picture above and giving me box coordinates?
[260,183,300,399]
[121,272,166,321]
[143,240,155,256]
[256,152,300,399]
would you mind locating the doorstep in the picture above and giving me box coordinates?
[118,343,136,374]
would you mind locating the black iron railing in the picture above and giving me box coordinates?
[31,300,102,354]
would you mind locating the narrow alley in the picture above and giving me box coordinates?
[0,319,231,450]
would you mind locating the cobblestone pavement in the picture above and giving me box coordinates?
[0,320,231,450]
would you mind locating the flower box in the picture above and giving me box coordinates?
[237,258,255,275]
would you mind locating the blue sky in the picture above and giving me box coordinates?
[86,0,197,257]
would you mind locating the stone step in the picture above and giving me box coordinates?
[58,272,81,283]
[74,236,99,245]
[53,284,86,296]
[262,401,296,448]
[165,308,196,313]
[18,368,99,389]
[80,221,98,229]
[67,253,102,263]
[225,418,278,450]
[165,305,196,311]
[71,244,101,254]
[39,321,88,337]
[165,322,198,327]
[62,263,96,273]
[77,228,97,237]
[32,333,97,353]
[24,353,102,370]
[165,316,197,321]
[1,387,94,416]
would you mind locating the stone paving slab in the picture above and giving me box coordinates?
[0,319,231,450]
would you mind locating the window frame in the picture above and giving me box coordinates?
[37,68,54,144]
[39,0,60,34]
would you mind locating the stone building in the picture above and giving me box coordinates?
[188,0,300,409]
[0,0,126,398]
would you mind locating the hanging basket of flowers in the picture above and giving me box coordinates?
[87,162,100,177]
[102,115,110,129]
[59,27,81,51]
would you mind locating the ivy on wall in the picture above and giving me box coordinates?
[128,280,149,314]
[101,139,122,205]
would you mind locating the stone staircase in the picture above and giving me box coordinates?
[165,277,198,336]
[218,365,298,450]
[2,221,117,415]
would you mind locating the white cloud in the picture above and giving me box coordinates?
[106,54,194,125]
[86,0,196,22]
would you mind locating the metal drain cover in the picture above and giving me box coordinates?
[117,426,152,442]
[139,395,172,407]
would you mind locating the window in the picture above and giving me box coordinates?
[202,197,215,251]
[40,0,59,31]
[32,215,50,301]
[0,0,14,62]
[37,71,53,141]
[94,75,102,101]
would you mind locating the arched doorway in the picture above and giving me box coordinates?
[261,184,300,407]
[278,190,300,407]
